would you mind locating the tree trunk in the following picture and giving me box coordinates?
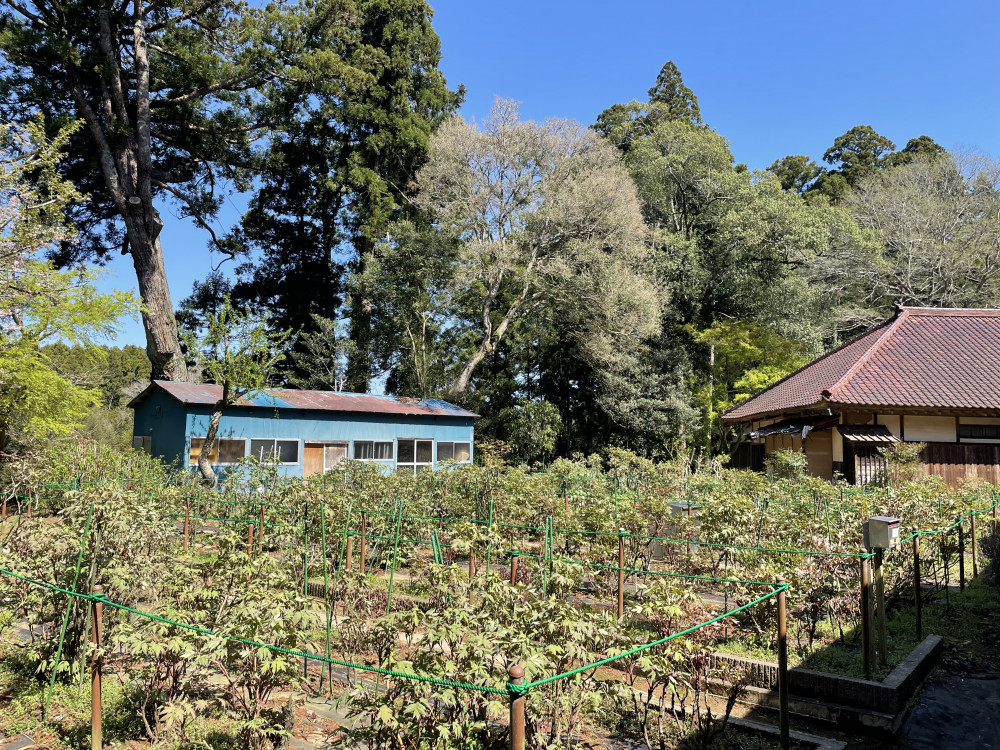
[130,227,187,381]
[64,5,190,383]
[198,400,224,484]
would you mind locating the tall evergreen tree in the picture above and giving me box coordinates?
[229,0,463,391]
[0,0,317,380]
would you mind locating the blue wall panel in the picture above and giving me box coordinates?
[132,390,188,469]
[176,406,474,477]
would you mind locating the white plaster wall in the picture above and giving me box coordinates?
[876,414,902,439]
[903,415,956,443]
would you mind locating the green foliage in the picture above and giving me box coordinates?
[181,295,292,482]
[763,450,808,481]
[880,441,926,486]
[0,119,137,455]
[495,400,562,464]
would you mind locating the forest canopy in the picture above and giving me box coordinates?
[0,0,996,466]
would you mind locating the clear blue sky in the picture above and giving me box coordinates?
[100,0,1000,347]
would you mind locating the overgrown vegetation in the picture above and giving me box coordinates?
[1,444,996,748]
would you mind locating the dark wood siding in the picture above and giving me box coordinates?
[920,442,1000,486]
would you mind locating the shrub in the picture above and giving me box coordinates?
[980,524,1000,589]
[764,449,808,481]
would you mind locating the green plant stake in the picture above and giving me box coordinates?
[45,502,94,717]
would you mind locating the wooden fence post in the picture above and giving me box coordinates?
[617,530,625,620]
[971,515,978,579]
[508,664,525,750]
[687,503,693,556]
[913,536,922,642]
[248,523,255,561]
[509,553,519,585]
[91,584,104,750]
[874,548,887,668]
[359,512,367,575]
[777,577,789,750]
[860,553,872,680]
[345,533,354,571]
[958,520,965,592]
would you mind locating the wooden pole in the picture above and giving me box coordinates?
[345,533,354,571]
[913,536,922,642]
[508,664,525,750]
[777,577,789,750]
[510,553,519,585]
[617,530,625,620]
[359,512,367,575]
[971,514,978,579]
[687,503,693,556]
[248,523,255,561]
[958,520,966,592]
[469,548,476,580]
[874,548,887,668]
[183,496,190,552]
[91,584,103,750]
[860,554,872,680]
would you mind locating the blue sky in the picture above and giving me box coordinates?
[99,0,1000,347]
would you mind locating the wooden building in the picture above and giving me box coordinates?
[723,307,1000,486]
[129,381,477,477]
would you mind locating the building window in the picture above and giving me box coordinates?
[397,438,433,474]
[132,435,152,454]
[959,424,1000,440]
[437,441,471,463]
[190,438,247,465]
[353,441,394,461]
[248,438,300,464]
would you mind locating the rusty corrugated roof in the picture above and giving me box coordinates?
[724,307,1000,421]
[129,381,478,419]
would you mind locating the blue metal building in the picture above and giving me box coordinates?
[128,381,477,477]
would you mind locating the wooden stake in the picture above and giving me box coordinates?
[617,530,625,620]
[91,584,103,750]
[860,554,872,680]
[248,523,255,561]
[971,515,978,579]
[958,521,966,592]
[345,533,354,571]
[359,512,367,575]
[508,664,525,750]
[913,536,922,642]
[874,548,887,668]
[509,553,519,585]
[777,577,789,750]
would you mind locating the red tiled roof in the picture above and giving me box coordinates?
[723,307,1000,421]
[129,381,478,419]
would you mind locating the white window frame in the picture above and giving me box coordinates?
[305,441,350,472]
[352,440,394,462]
[189,436,247,466]
[396,438,433,475]
[247,437,301,465]
[437,441,472,464]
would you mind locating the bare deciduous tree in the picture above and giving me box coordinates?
[415,99,660,397]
